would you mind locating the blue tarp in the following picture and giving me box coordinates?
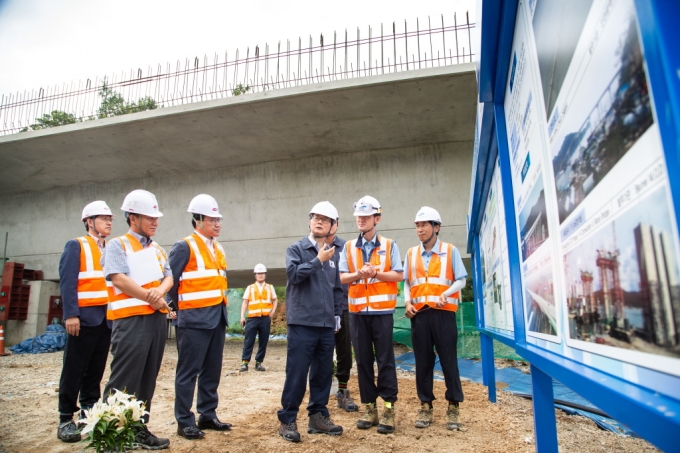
[9,324,67,354]
[395,352,637,437]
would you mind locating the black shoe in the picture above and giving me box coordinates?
[197,417,232,431]
[57,420,81,443]
[177,425,205,440]
[133,426,170,450]
[255,362,266,372]
[240,362,249,372]
[279,421,301,442]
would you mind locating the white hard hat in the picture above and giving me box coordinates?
[353,195,382,216]
[81,201,113,221]
[254,263,267,273]
[310,201,339,221]
[120,190,163,217]
[188,194,222,218]
[415,206,442,224]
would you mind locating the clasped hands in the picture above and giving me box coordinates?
[357,263,378,280]
[146,287,170,311]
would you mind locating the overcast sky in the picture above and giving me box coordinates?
[0,0,477,97]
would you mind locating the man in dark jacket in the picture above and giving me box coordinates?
[277,201,344,443]
[57,201,114,443]
[167,194,231,440]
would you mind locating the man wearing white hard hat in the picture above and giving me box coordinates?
[323,208,358,412]
[167,194,231,440]
[56,201,114,443]
[403,207,467,431]
[339,195,403,434]
[239,263,278,372]
[102,189,173,450]
[277,201,344,443]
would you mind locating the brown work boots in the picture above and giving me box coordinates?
[414,401,461,430]
[356,402,395,434]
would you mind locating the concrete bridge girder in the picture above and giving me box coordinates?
[0,64,477,287]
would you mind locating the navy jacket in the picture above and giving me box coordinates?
[167,239,228,329]
[58,239,107,327]
[328,236,349,312]
[285,236,343,328]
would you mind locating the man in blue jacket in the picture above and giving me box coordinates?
[277,201,344,443]
[57,201,114,443]
[167,194,231,440]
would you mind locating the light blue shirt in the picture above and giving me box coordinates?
[102,229,172,280]
[339,232,403,273]
[402,239,467,283]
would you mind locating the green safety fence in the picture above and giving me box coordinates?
[226,285,520,360]
[393,282,521,360]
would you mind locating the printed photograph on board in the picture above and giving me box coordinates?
[519,176,549,261]
[524,262,558,336]
[550,3,654,224]
[564,187,680,359]
[530,0,594,119]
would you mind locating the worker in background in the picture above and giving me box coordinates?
[167,194,231,440]
[339,195,403,434]
[240,263,277,372]
[404,207,467,431]
[324,212,358,412]
[277,201,344,442]
[102,189,173,450]
[57,201,114,443]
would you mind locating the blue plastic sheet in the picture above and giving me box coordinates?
[8,324,67,354]
[395,353,637,437]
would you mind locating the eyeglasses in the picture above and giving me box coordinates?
[353,201,382,215]
[96,216,114,223]
[203,217,223,224]
[311,215,332,224]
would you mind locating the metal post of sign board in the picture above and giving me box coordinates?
[529,364,558,453]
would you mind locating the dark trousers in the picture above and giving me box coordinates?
[58,318,111,419]
[175,316,226,427]
[277,324,335,424]
[241,316,271,363]
[349,313,398,404]
[334,310,353,383]
[410,308,464,403]
[104,311,167,423]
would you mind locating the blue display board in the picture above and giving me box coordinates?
[468,1,680,451]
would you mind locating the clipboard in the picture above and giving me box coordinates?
[113,247,163,294]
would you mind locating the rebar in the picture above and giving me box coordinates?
[0,14,475,135]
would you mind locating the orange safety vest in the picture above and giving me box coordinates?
[345,235,398,313]
[107,234,169,320]
[406,242,459,312]
[76,236,110,307]
[246,283,274,317]
[177,234,228,310]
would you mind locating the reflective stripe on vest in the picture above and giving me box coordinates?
[177,234,228,310]
[407,242,459,312]
[346,235,399,313]
[77,236,110,307]
[106,234,168,320]
[247,283,273,317]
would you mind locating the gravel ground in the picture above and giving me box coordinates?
[0,338,659,453]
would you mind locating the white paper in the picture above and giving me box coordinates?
[113,247,163,295]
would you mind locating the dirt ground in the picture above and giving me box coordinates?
[0,339,659,453]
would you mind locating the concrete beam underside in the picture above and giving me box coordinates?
[0,64,477,287]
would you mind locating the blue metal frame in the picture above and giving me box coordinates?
[469,1,680,451]
[635,0,680,251]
